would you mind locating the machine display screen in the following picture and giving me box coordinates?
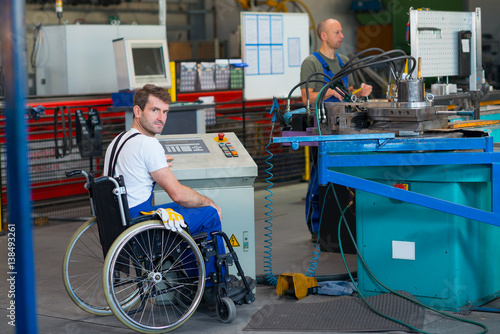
[132,47,165,76]
[159,138,210,154]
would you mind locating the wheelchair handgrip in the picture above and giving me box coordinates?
[66,169,83,178]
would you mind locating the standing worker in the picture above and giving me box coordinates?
[300,19,372,241]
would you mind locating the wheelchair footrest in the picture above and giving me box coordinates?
[225,276,256,305]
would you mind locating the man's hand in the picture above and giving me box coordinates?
[357,83,372,97]
[211,203,223,221]
[165,155,174,167]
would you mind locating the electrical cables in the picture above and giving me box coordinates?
[305,183,333,278]
[30,23,42,73]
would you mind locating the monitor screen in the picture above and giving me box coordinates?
[132,47,165,76]
[113,38,172,91]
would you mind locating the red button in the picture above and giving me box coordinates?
[393,183,409,190]
[218,133,225,141]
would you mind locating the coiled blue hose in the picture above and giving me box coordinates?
[263,122,278,286]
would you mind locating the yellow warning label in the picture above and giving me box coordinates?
[229,234,240,247]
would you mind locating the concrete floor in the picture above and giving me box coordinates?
[2,181,500,333]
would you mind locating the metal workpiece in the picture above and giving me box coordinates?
[368,119,449,133]
[367,102,448,121]
[396,78,425,102]
[318,100,450,135]
[322,102,370,134]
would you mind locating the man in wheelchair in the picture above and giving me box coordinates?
[103,84,255,305]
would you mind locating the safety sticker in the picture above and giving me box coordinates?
[229,234,240,247]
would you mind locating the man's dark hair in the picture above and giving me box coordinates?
[133,84,171,111]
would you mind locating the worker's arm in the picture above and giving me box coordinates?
[301,87,343,106]
[151,167,222,220]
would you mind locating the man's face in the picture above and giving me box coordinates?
[323,20,343,50]
[134,95,169,136]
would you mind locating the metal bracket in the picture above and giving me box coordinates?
[376,138,389,149]
[113,186,127,195]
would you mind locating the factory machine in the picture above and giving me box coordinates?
[153,132,258,281]
[273,8,500,311]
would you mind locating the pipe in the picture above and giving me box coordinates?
[0,0,38,332]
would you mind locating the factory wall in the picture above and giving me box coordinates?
[6,1,499,92]
[22,1,359,76]
[214,0,359,57]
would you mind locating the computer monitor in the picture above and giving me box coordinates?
[113,38,172,91]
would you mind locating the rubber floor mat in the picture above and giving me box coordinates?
[244,292,425,332]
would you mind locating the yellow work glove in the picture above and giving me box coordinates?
[155,208,187,232]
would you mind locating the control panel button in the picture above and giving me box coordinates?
[216,138,239,158]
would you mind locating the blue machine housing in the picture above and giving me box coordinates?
[350,164,496,310]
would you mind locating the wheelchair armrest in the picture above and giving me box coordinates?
[129,213,160,226]
[191,232,209,241]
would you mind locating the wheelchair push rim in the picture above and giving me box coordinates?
[103,220,206,333]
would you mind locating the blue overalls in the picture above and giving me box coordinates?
[130,197,224,285]
[312,51,349,102]
[306,52,349,234]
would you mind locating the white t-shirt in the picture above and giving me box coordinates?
[103,128,168,208]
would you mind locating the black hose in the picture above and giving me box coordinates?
[288,79,330,101]
[317,55,417,106]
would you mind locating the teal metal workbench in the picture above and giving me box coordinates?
[274,134,500,310]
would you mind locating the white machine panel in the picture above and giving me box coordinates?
[35,25,165,95]
[410,10,472,77]
[153,132,258,280]
[410,8,482,90]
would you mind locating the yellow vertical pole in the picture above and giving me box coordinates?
[168,61,177,102]
[303,146,310,181]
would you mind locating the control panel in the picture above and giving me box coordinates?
[215,133,239,158]
[155,132,256,188]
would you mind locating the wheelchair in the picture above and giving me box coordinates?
[62,169,255,333]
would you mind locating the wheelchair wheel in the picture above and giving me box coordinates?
[103,221,206,333]
[216,296,237,323]
[62,218,112,315]
[63,218,140,316]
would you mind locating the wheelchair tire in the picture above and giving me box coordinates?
[103,221,205,333]
[216,296,237,323]
[63,218,140,316]
[62,218,113,316]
